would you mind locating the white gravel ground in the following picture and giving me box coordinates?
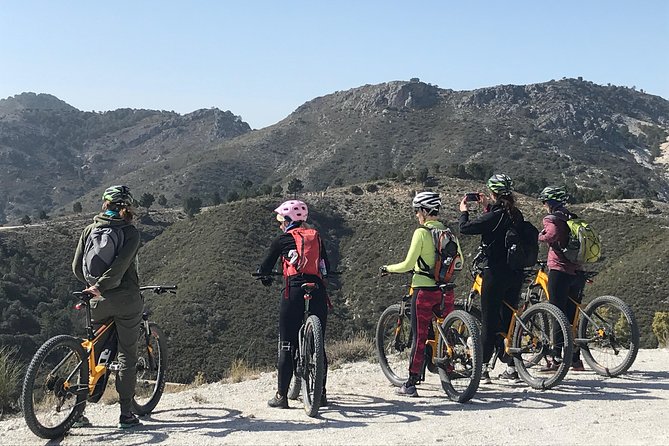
[2,349,668,445]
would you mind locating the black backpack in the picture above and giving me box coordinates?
[505,218,539,270]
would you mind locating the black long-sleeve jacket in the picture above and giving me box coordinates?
[459,203,523,268]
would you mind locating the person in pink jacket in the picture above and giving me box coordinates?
[537,186,585,371]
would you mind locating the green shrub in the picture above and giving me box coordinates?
[652,312,669,347]
[0,347,22,413]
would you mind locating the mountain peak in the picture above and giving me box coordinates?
[0,92,78,114]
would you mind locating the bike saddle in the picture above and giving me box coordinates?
[301,282,318,293]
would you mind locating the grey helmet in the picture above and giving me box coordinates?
[412,191,441,213]
[538,186,569,204]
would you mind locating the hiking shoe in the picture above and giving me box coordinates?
[118,413,141,429]
[396,384,418,397]
[498,369,520,383]
[571,359,586,372]
[540,359,559,372]
[72,414,92,428]
[481,371,492,384]
[267,393,289,409]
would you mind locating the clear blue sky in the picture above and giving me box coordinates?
[1,1,667,129]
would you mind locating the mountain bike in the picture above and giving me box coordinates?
[525,261,639,376]
[21,285,174,439]
[375,281,482,403]
[457,252,573,390]
[253,272,325,417]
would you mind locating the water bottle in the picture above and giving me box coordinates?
[287,249,299,265]
[98,348,111,365]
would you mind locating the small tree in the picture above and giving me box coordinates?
[157,194,168,206]
[38,210,49,220]
[226,190,240,203]
[287,178,304,198]
[272,184,283,197]
[211,191,222,206]
[183,196,202,217]
[20,215,32,225]
[241,179,253,199]
[416,167,429,185]
[139,193,155,209]
[333,178,344,187]
[73,202,83,213]
[259,184,272,196]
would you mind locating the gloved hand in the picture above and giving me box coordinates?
[260,276,273,287]
[379,265,388,275]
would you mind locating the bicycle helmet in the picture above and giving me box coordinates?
[102,185,136,206]
[538,186,569,204]
[412,191,441,213]
[274,200,308,222]
[486,174,514,196]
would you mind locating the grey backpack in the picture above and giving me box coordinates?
[82,226,125,285]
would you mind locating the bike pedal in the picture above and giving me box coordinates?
[108,361,122,372]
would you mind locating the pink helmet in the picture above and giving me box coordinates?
[274,200,308,222]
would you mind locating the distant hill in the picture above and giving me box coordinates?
[0,93,251,222]
[3,177,668,382]
[97,78,669,214]
[2,78,668,224]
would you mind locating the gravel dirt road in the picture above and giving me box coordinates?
[2,349,668,445]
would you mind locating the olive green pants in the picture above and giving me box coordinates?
[91,294,143,414]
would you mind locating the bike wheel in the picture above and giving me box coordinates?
[437,310,482,403]
[578,295,639,377]
[300,315,325,417]
[375,304,411,387]
[132,323,168,415]
[512,303,573,390]
[454,300,482,326]
[21,335,89,440]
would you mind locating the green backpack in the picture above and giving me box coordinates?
[563,218,601,264]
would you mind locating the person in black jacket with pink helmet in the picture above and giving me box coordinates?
[257,200,331,408]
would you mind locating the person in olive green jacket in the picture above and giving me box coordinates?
[71,185,143,429]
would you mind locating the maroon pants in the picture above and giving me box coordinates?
[409,288,455,375]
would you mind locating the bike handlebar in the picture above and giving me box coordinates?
[139,285,178,294]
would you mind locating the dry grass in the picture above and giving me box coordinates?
[327,332,375,368]
[226,358,262,383]
[0,347,22,413]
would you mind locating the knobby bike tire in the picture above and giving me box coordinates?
[132,323,168,415]
[513,302,573,390]
[301,315,324,417]
[375,304,411,387]
[454,301,482,326]
[437,310,482,403]
[578,295,640,377]
[21,335,89,440]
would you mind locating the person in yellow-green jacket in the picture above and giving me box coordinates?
[380,191,455,397]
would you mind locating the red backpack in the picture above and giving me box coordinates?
[283,227,322,278]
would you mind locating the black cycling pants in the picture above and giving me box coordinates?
[548,269,586,360]
[277,279,328,396]
[479,267,523,365]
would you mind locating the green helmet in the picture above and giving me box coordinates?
[486,174,514,195]
[538,186,568,203]
[102,185,136,206]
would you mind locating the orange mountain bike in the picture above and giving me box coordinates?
[525,261,639,376]
[457,251,573,390]
[21,285,174,439]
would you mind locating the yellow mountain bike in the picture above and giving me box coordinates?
[457,252,573,390]
[526,261,639,376]
[21,285,174,439]
[376,280,482,403]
